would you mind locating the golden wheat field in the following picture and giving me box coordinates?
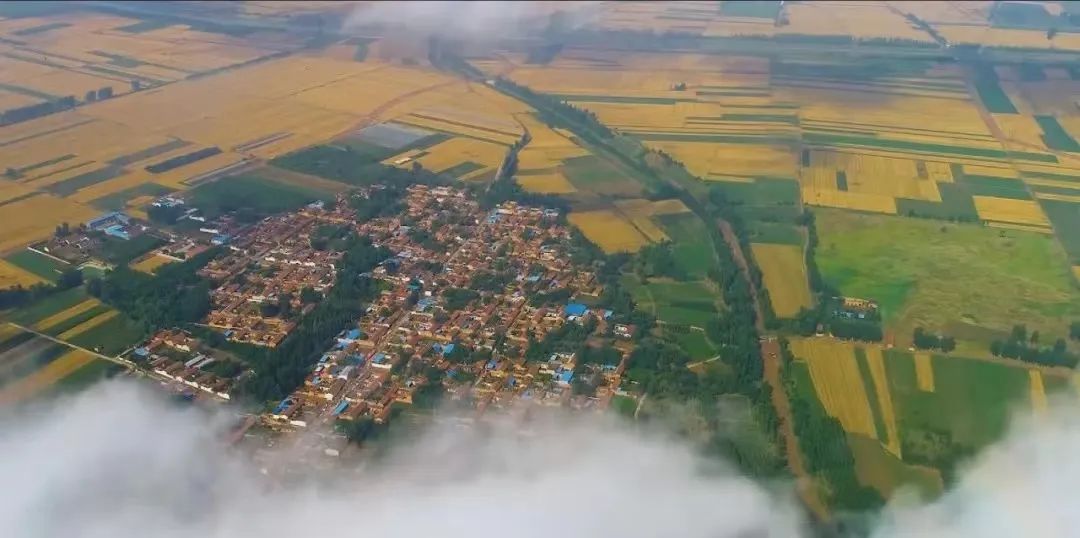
[801,187,899,214]
[914,352,936,392]
[790,338,878,440]
[568,210,651,253]
[0,349,97,406]
[131,253,175,274]
[972,196,1052,227]
[33,299,101,332]
[863,346,900,456]
[0,260,43,288]
[1029,369,1048,414]
[750,243,812,318]
[57,310,118,341]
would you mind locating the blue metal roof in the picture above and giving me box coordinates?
[564,303,588,317]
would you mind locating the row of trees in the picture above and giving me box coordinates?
[990,324,1078,368]
[913,327,956,352]
[0,266,83,310]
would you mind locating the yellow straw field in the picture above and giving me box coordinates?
[790,338,878,440]
[57,310,119,341]
[33,299,101,332]
[131,254,175,274]
[914,352,935,392]
[0,349,97,406]
[750,243,812,318]
[0,260,44,288]
[568,210,651,253]
[864,346,900,456]
[1029,369,1048,414]
[972,196,1052,227]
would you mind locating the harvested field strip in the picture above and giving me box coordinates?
[33,299,101,332]
[803,119,998,142]
[0,191,39,209]
[396,117,514,146]
[805,132,1056,162]
[0,349,97,405]
[23,161,96,184]
[410,114,520,137]
[973,196,1051,226]
[628,216,669,242]
[792,338,878,439]
[0,82,58,101]
[632,132,798,144]
[985,221,1055,234]
[44,305,112,337]
[863,346,900,456]
[0,259,43,288]
[0,339,67,386]
[9,287,87,326]
[108,139,190,167]
[18,154,75,174]
[855,347,888,443]
[1034,192,1080,203]
[552,94,692,105]
[914,352,935,392]
[1029,369,1048,414]
[568,210,650,253]
[45,165,124,196]
[773,81,968,100]
[57,310,118,340]
[0,118,94,149]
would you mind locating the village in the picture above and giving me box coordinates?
[106,183,638,458]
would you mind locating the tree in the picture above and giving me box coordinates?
[1070,321,1080,341]
[1048,27,1059,40]
[300,286,320,304]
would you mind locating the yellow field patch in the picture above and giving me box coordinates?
[0,260,44,289]
[1034,192,1080,203]
[1073,266,1080,282]
[57,310,118,341]
[914,352,935,392]
[629,217,669,242]
[973,196,1051,227]
[801,187,898,214]
[650,199,691,215]
[803,149,941,201]
[0,349,98,406]
[864,346,900,457]
[34,299,101,332]
[985,221,1055,234]
[750,243,812,318]
[993,115,1049,150]
[131,254,175,274]
[1029,369,1048,414]
[568,210,650,253]
[790,338,878,440]
[0,193,96,252]
[515,173,577,194]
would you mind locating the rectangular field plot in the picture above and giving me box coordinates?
[568,210,650,253]
[814,208,1080,347]
[751,243,811,318]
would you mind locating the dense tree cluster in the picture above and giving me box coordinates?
[87,248,218,335]
[990,324,1077,368]
[0,268,83,310]
[913,327,956,352]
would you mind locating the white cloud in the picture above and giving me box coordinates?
[0,381,805,538]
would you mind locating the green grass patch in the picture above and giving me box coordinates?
[886,350,1030,449]
[67,313,144,356]
[45,165,124,197]
[7,287,87,325]
[961,174,1031,199]
[188,173,331,220]
[1039,198,1080,263]
[438,161,485,178]
[12,22,70,36]
[854,347,888,442]
[115,19,175,33]
[5,250,71,282]
[666,328,719,360]
[551,94,689,105]
[625,277,720,327]
[611,394,637,417]
[815,208,1080,342]
[709,177,801,206]
[41,304,111,337]
[745,221,803,245]
[561,154,644,196]
[98,234,166,265]
[719,113,798,124]
[848,433,943,499]
[655,212,717,278]
[973,66,1018,114]
[1035,116,1080,152]
[896,182,979,221]
[89,182,175,211]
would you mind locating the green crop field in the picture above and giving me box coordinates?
[1038,199,1080,263]
[6,287,87,326]
[5,250,72,282]
[67,314,144,356]
[656,213,717,278]
[847,433,943,498]
[815,209,1080,346]
[561,155,644,196]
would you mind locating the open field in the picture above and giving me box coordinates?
[130,253,175,274]
[0,259,44,288]
[623,276,721,328]
[789,337,878,441]
[568,209,651,253]
[750,243,811,318]
[848,433,943,499]
[815,209,1080,348]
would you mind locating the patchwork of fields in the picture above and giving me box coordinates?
[788,335,1074,497]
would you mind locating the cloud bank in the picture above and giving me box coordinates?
[1,382,805,538]
[343,1,599,40]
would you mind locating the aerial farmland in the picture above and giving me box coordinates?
[0,0,1079,530]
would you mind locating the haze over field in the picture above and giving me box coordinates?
[0,382,1074,538]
